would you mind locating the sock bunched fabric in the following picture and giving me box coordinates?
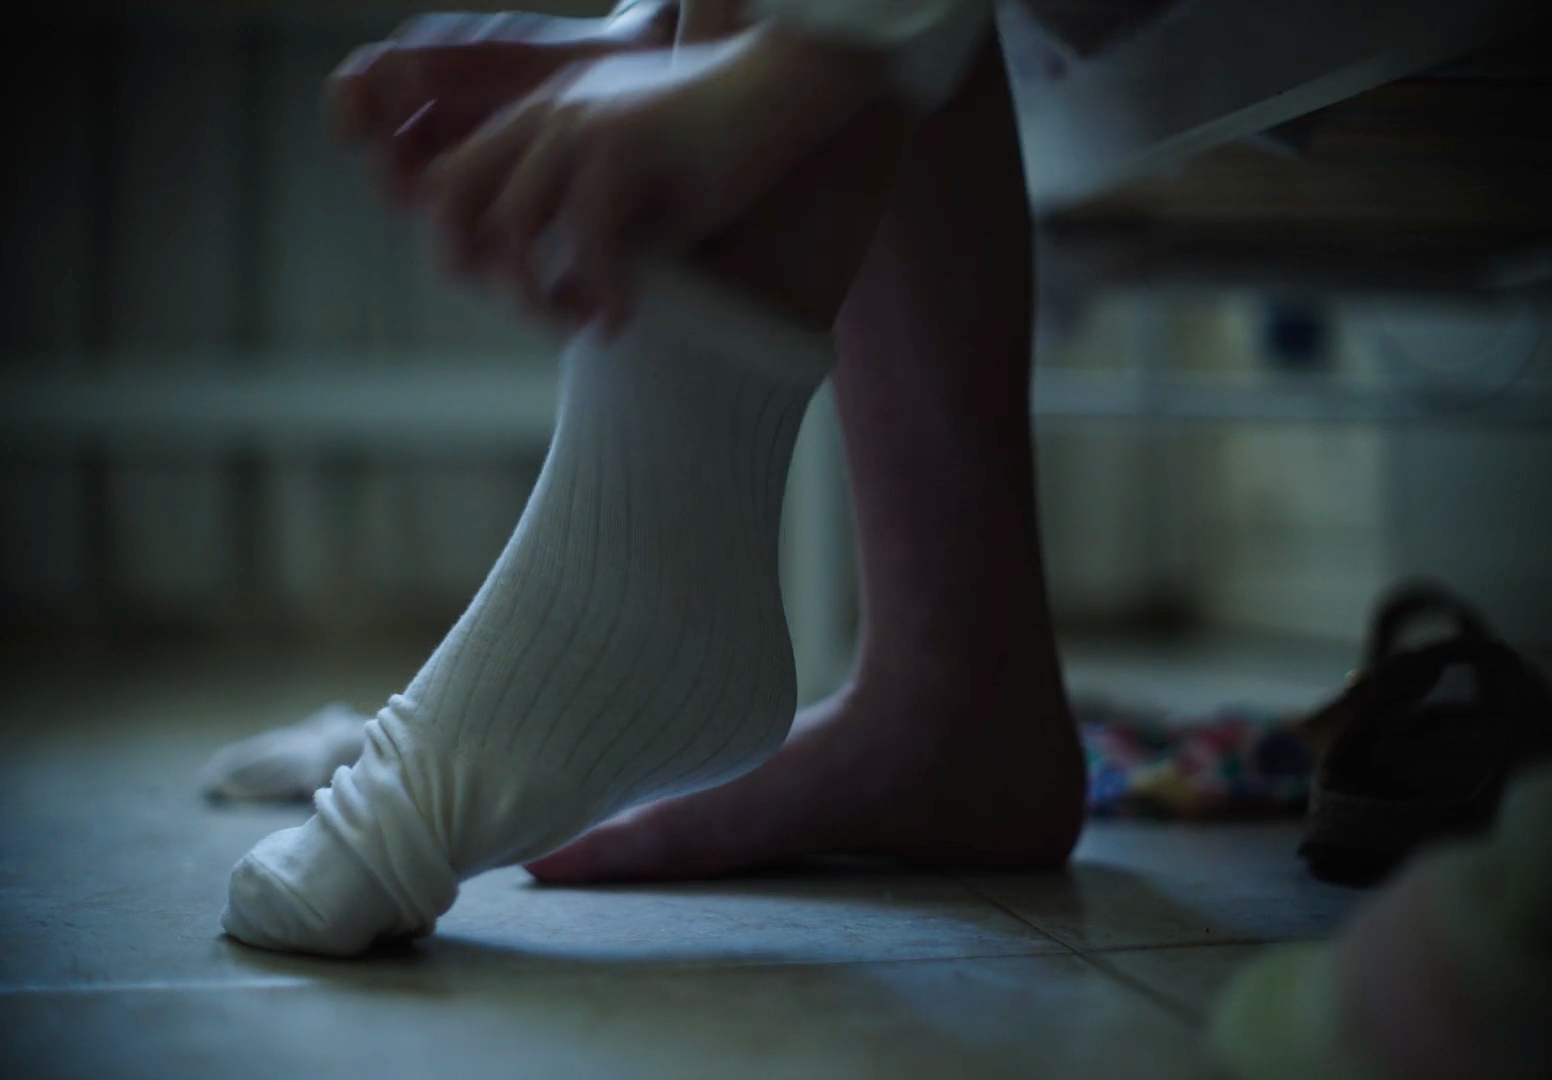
[222,262,833,955]
[199,704,368,803]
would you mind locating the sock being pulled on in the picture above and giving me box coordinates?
[222,261,832,956]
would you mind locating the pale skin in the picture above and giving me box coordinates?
[422,27,887,330]
[346,2,888,330]
[328,0,1086,881]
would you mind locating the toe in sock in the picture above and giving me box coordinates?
[223,717,456,954]
[223,261,834,955]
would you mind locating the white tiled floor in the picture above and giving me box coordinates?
[0,638,1366,1079]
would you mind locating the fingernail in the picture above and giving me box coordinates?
[393,99,438,139]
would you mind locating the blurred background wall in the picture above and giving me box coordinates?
[3,3,1550,710]
[1035,294,1552,650]
[3,8,572,636]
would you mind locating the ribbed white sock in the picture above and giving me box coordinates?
[222,261,832,955]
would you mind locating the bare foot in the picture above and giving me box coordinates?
[526,674,1085,882]
[528,38,1087,884]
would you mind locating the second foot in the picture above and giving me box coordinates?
[525,673,1087,884]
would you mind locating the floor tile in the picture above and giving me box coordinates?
[1100,943,1275,1019]
[962,821,1366,951]
[0,655,1055,990]
[0,723,316,991]
[0,639,1364,1079]
[0,953,1218,1080]
[434,864,1062,970]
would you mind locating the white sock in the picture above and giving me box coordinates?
[221,261,833,956]
[199,704,368,802]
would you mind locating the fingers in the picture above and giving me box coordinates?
[387,12,492,48]
[328,0,686,282]
[327,43,449,147]
[477,115,641,331]
[344,8,690,331]
[675,0,748,45]
[376,100,440,206]
[325,43,393,143]
[612,0,681,47]
[325,18,609,148]
[378,94,508,207]
[425,97,548,276]
[560,144,641,331]
[484,121,580,312]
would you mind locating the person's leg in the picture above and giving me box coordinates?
[209,14,1086,889]
[528,36,1085,883]
[220,52,912,955]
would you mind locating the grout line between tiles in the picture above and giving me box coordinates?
[0,945,1083,998]
[951,875,1204,1028]
[1074,951,1207,1027]
[1087,936,1268,953]
[0,976,313,996]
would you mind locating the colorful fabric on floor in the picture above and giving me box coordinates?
[1078,703,1314,820]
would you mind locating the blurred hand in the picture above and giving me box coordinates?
[324,0,900,333]
[676,0,749,43]
[324,2,678,204]
[424,28,886,331]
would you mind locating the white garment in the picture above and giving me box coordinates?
[200,704,368,802]
[222,260,833,955]
[752,0,995,108]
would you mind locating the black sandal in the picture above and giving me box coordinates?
[1299,581,1552,885]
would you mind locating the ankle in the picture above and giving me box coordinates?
[852,632,1066,717]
